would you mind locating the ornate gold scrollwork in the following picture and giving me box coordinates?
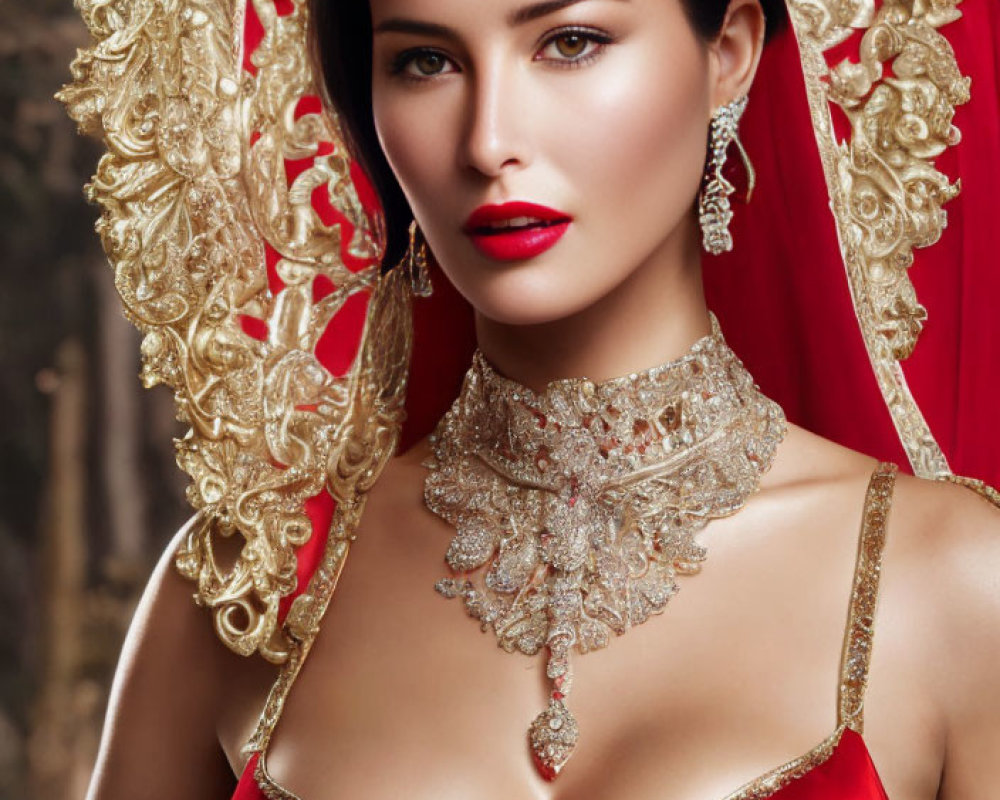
[787,0,970,478]
[59,0,412,663]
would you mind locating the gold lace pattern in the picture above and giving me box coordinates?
[786,0,970,478]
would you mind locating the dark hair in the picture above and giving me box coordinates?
[310,0,788,269]
[682,0,787,42]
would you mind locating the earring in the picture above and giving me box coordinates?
[405,220,433,297]
[698,95,755,256]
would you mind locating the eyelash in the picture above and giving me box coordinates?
[390,27,615,82]
[536,27,615,68]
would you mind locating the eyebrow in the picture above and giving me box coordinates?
[508,0,590,26]
[373,0,612,37]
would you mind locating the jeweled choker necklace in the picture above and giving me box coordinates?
[423,313,787,781]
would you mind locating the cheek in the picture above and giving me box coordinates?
[372,87,461,215]
[552,44,709,236]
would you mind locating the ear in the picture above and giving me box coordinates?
[707,0,767,110]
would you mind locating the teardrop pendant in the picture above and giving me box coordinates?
[528,696,580,781]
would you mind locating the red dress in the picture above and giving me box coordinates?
[230,464,897,800]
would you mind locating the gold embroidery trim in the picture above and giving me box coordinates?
[785,0,970,479]
[243,499,363,800]
[58,0,411,663]
[944,474,1000,509]
[722,725,847,800]
[838,461,897,733]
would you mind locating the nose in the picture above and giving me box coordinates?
[459,61,529,178]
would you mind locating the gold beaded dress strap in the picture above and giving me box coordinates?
[837,461,898,734]
[241,498,364,765]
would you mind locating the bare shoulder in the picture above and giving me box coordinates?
[886,469,1000,684]
[772,423,1000,630]
[889,468,1000,556]
[87,515,277,800]
[772,425,1000,795]
[885,469,1000,647]
[765,423,1000,683]
[881,471,1000,798]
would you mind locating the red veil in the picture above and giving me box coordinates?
[707,0,1000,487]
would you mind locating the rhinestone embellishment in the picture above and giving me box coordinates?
[528,696,580,780]
[424,314,786,780]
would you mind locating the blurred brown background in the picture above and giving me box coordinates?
[1,2,191,798]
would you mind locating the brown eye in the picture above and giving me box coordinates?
[536,29,610,64]
[554,34,587,58]
[413,52,447,76]
[393,48,456,80]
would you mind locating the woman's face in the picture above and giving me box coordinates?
[369,0,724,326]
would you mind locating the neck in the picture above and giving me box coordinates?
[474,217,711,392]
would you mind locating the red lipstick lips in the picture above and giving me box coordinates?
[464,201,572,262]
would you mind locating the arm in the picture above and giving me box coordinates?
[929,486,1000,799]
[86,516,241,800]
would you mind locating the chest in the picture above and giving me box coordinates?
[228,483,938,800]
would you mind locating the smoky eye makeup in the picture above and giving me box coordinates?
[389,48,451,77]
[385,25,617,83]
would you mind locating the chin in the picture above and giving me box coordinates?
[443,259,607,328]
[474,301,580,328]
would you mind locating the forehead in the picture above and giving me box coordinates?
[368,0,633,27]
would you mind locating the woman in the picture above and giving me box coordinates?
[62,0,1000,798]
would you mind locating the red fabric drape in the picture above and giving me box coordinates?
[705,0,1000,487]
[905,0,1000,485]
[232,754,262,800]
[773,729,889,799]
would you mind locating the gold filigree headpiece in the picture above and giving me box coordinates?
[58,0,413,663]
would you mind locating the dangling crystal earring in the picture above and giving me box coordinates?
[405,220,433,297]
[698,95,755,256]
